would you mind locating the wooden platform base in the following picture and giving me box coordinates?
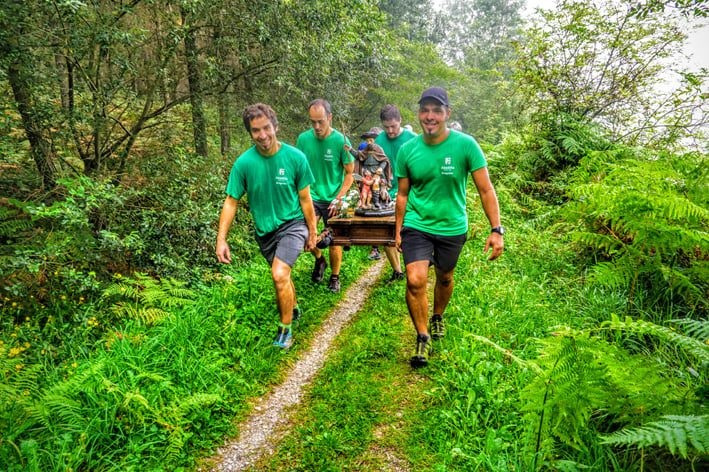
[328,215,396,246]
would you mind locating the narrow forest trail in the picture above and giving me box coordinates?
[208,258,387,471]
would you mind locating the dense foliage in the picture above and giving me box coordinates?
[0,0,706,470]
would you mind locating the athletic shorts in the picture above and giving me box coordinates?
[400,226,467,273]
[254,219,308,267]
[312,199,334,226]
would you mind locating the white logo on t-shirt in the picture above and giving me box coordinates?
[276,168,288,185]
[441,156,454,175]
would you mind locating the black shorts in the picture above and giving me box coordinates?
[254,219,309,267]
[312,199,334,226]
[400,226,467,273]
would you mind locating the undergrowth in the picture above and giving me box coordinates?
[0,247,370,471]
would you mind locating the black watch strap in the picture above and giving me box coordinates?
[491,226,505,235]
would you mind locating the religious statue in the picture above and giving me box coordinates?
[345,127,394,216]
[359,169,374,209]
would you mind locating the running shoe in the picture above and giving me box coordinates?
[311,256,327,283]
[429,314,445,340]
[368,247,381,260]
[327,274,341,293]
[272,326,293,349]
[410,334,432,367]
[292,305,301,322]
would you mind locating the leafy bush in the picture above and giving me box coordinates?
[521,317,707,469]
[562,148,708,312]
[118,146,258,278]
[491,116,612,208]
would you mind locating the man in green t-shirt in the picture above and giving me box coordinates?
[296,99,355,293]
[395,87,505,367]
[216,103,317,349]
[373,104,418,280]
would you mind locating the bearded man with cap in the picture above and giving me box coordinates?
[394,86,505,367]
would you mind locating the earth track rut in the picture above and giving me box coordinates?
[210,258,386,471]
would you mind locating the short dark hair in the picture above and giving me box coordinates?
[242,103,278,132]
[308,98,332,115]
[380,104,401,122]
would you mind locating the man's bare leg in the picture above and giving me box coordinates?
[384,245,402,273]
[405,260,430,335]
[329,245,343,276]
[433,267,455,316]
[272,258,294,325]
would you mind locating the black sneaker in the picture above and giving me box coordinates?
[410,334,432,367]
[311,256,327,283]
[388,271,405,282]
[327,274,341,293]
[368,247,381,260]
[292,305,301,322]
[429,314,445,340]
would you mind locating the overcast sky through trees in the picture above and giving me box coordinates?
[524,0,708,69]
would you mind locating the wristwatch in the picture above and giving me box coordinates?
[491,226,505,235]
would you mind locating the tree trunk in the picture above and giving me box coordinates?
[55,52,70,110]
[182,8,208,157]
[7,59,57,189]
[218,88,231,156]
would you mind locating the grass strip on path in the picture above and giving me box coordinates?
[208,258,387,471]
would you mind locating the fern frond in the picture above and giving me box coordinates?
[601,415,709,458]
[136,307,171,324]
[32,394,84,428]
[661,196,709,222]
[602,316,709,364]
[171,393,220,419]
[659,264,704,300]
[110,302,169,324]
[122,390,151,410]
[522,334,611,449]
[102,273,195,324]
[588,261,634,289]
[571,231,622,254]
[165,426,185,464]
[670,319,709,342]
[102,284,141,300]
[0,203,32,240]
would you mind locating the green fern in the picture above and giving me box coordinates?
[522,332,611,455]
[102,273,195,324]
[602,315,709,364]
[601,415,708,458]
[564,150,708,310]
[670,318,709,342]
[110,302,172,325]
[0,205,32,240]
[160,393,220,463]
[521,323,699,467]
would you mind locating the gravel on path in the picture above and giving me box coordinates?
[212,258,387,471]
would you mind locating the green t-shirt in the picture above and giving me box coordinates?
[395,130,487,236]
[375,128,417,197]
[226,143,314,236]
[296,128,353,202]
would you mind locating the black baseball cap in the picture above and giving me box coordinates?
[418,87,449,107]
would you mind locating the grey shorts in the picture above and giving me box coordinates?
[254,219,309,267]
[313,199,334,225]
[400,226,467,273]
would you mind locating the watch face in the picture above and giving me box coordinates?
[492,226,505,235]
